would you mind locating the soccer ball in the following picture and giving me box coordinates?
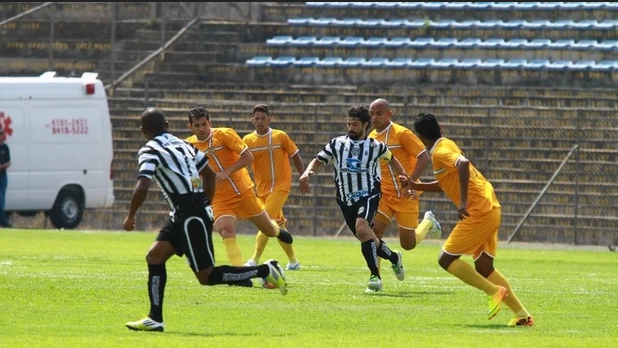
[260,278,277,289]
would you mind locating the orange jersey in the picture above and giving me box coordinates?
[369,122,426,197]
[243,128,299,197]
[186,128,254,198]
[430,138,501,214]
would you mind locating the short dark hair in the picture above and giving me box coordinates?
[347,104,370,129]
[141,107,166,134]
[252,104,269,115]
[189,106,209,124]
[413,112,442,140]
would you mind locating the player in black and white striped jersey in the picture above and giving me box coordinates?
[299,104,411,293]
[124,108,287,333]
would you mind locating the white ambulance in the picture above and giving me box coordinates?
[0,71,115,229]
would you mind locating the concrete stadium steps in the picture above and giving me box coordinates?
[0,19,157,40]
[235,22,618,42]
[0,2,153,21]
[261,3,618,23]
[134,57,618,87]
[132,28,251,44]
[111,85,618,108]
[235,43,612,63]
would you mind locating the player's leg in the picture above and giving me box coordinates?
[126,221,178,332]
[474,208,533,326]
[215,216,243,266]
[439,211,507,320]
[211,198,243,266]
[249,192,297,266]
[372,197,394,275]
[185,212,288,295]
[239,189,293,243]
[269,191,299,269]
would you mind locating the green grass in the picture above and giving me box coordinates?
[0,229,616,348]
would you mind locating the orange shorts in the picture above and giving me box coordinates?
[259,190,290,226]
[374,193,420,230]
[211,188,265,222]
[442,207,501,260]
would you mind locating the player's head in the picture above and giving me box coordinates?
[369,98,393,132]
[188,106,211,141]
[140,107,168,140]
[413,112,442,147]
[252,104,271,135]
[347,104,370,140]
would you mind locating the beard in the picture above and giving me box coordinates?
[348,131,362,140]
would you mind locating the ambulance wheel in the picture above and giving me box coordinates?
[50,188,84,229]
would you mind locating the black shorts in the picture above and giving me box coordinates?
[156,204,215,273]
[337,193,381,235]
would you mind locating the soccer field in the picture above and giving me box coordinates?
[0,229,616,348]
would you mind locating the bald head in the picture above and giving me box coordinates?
[370,98,390,110]
[369,98,393,132]
[140,107,168,139]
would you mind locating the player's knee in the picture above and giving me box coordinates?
[401,240,416,251]
[219,228,236,239]
[475,264,494,278]
[438,252,456,270]
[145,252,165,265]
[196,268,213,285]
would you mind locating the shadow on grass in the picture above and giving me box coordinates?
[166,331,288,338]
[457,324,510,330]
[367,290,452,298]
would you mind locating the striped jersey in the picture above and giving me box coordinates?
[137,132,209,213]
[315,135,392,206]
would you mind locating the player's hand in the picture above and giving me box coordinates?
[457,201,470,221]
[403,188,417,200]
[123,216,136,231]
[398,175,410,189]
[299,171,314,195]
[215,172,229,184]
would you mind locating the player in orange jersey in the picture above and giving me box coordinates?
[369,99,442,253]
[242,104,304,271]
[401,112,533,326]
[185,106,294,287]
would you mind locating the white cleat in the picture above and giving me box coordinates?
[286,261,301,270]
[424,211,442,238]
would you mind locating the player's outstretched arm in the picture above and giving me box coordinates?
[200,165,217,203]
[124,177,152,231]
[299,158,324,195]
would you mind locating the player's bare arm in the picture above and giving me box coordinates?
[399,175,443,193]
[200,164,217,202]
[124,177,152,231]
[216,147,254,184]
[456,157,470,220]
[408,150,430,181]
[299,158,324,194]
[291,152,305,177]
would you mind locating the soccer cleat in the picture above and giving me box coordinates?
[286,261,301,271]
[487,286,508,320]
[507,315,535,327]
[365,275,383,293]
[125,317,164,332]
[244,259,257,267]
[391,251,405,281]
[424,211,442,238]
[264,259,288,295]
